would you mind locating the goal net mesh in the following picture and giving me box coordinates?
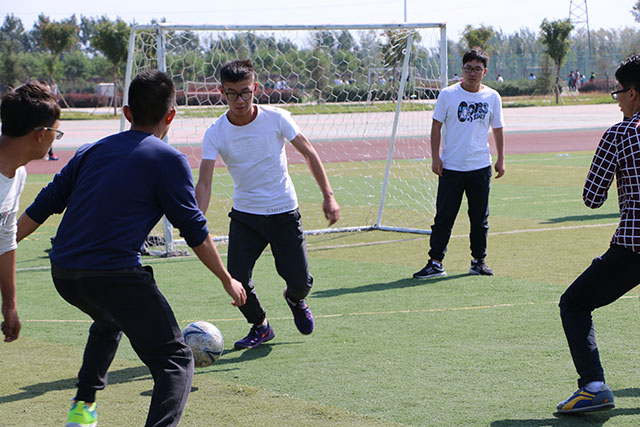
[123,24,446,254]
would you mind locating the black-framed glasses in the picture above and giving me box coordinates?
[223,90,253,101]
[611,88,631,100]
[462,65,485,74]
[34,126,64,140]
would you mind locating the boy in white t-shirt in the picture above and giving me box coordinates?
[414,48,505,279]
[0,81,61,342]
[196,59,340,349]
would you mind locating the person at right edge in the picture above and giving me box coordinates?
[413,48,505,280]
[556,55,640,415]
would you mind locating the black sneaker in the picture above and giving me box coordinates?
[284,290,314,335]
[234,323,275,349]
[413,260,446,279]
[469,259,494,276]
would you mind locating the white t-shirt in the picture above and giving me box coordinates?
[202,105,301,215]
[432,83,504,171]
[0,166,26,255]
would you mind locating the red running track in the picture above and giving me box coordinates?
[25,128,606,175]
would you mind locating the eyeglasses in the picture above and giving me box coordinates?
[34,126,64,140]
[463,65,485,74]
[611,88,631,100]
[223,90,254,101]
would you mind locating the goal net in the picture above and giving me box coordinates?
[122,23,447,255]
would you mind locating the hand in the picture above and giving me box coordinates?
[431,157,443,176]
[224,278,246,307]
[1,306,20,342]
[323,196,340,226]
[494,159,505,178]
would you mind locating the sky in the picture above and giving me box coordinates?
[2,0,638,40]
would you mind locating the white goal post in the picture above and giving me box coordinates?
[121,23,447,255]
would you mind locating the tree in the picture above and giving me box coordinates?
[78,16,100,53]
[461,25,495,53]
[92,17,130,115]
[305,49,331,103]
[336,30,355,52]
[632,1,640,22]
[0,15,28,89]
[381,29,421,99]
[311,31,338,55]
[35,14,78,106]
[539,18,573,104]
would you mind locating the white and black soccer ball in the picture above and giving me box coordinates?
[182,321,224,367]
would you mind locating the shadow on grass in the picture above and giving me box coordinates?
[542,213,619,224]
[310,273,468,298]
[0,341,305,404]
[209,341,303,368]
[0,365,151,404]
[490,388,640,426]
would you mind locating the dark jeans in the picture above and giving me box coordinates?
[227,208,313,325]
[51,264,193,427]
[559,245,640,388]
[429,166,491,261]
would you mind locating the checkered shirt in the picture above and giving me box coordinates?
[583,110,640,253]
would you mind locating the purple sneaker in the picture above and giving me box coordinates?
[234,323,275,349]
[284,290,314,335]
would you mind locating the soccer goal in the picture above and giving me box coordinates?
[122,23,447,255]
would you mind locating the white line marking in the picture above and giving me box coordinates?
[16,223,619,272]
[23,296,639,324]
[306,222,618,251]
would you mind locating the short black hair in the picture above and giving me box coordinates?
[615,55,640,91]
[1,81,60,137]
[462,48,489,68]
[128,70,175,126]
[220,59,255,84]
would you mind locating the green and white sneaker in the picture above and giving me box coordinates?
[67,400,97,427]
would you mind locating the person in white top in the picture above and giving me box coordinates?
[414,48,505,279]
[0,81,62,342]
[196,59,340,350]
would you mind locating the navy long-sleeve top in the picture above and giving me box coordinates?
[26,130,209,270]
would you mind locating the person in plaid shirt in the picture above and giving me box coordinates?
[556,55,640,414]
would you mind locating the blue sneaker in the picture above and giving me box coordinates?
[234,323,275,349]
[556,384,615,414]
[67,400,97,427]
[284,289,314,335]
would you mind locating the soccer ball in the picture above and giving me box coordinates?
[182,321,224,367]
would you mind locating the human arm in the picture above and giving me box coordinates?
[492,127,505,178]
[583,130,617,209]
[20,152,80,228]
[195,159,216,215]
[430,119,443,176]
[0,249,20,342]
[290,133,340,225]
[191,234,246,307]
[16,212,42,243]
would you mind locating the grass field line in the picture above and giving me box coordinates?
[469,222,618,237]
[21,295,640,325]
[307,222,619,251]
[15,222,619,273]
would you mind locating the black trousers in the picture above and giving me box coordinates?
[227,208,313,326]
[51,264,193,427]
[559,244,640,388]
[429,166,491,261]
